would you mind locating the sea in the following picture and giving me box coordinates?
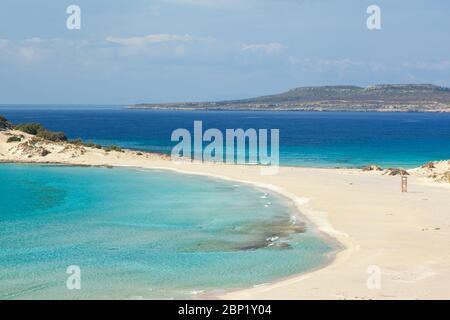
[0,164,333,299]
[1,105,449,299]
[1,105,449,168]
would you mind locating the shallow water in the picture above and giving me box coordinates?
[0,164,334,299]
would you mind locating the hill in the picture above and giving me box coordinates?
[129,84,450,112]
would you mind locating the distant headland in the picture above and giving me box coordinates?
[129,84,450,112]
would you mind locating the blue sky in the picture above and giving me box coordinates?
[0,0,449,104]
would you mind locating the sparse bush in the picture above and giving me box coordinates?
[104,145,123,152]
[0,115,12,130]
[384,168,409,176]
[421,162,435,169]
[84,141,102,149]
[362,164,383,171]
[70,138,84,145]
[7,136,22,143]
[36,130,68,142]
[15,123,67,142]
[69,139,102,149]
[15,123,44,135]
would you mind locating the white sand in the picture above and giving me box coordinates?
[1,130,450,300]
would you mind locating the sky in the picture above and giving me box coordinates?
[0,0,449,104]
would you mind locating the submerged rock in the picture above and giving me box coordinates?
[182,217,305,253]
[271,242,291,249]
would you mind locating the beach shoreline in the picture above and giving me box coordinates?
[1,130,450,299]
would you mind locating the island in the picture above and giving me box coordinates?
[129,84,450,112]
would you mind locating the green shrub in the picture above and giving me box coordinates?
[84,141,102,149]
[7,136,22,143]
[0,115,12,130]
[69,139,102,149]
[104,145,123,152]
[15,123,44,135]
[36,130,68,142]
[70,138,84,145]
[7,120,70,143]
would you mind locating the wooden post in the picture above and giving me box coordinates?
[401,176,408,193]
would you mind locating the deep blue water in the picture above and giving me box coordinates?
[1,106,450,167]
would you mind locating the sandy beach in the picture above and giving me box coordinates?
[1,129,450,300]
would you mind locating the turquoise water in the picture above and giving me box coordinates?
[0,164,334,300]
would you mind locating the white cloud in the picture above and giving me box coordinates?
[104,34,218,58]
[106,34,193,46]
[288,57,389,75]
[241,42,285,55]
[0,38,46,63]
[161,0,252,8]
[289,57,359,69]
[0,38,101,66]
[403,61,450,71]
[316,58,360,69]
